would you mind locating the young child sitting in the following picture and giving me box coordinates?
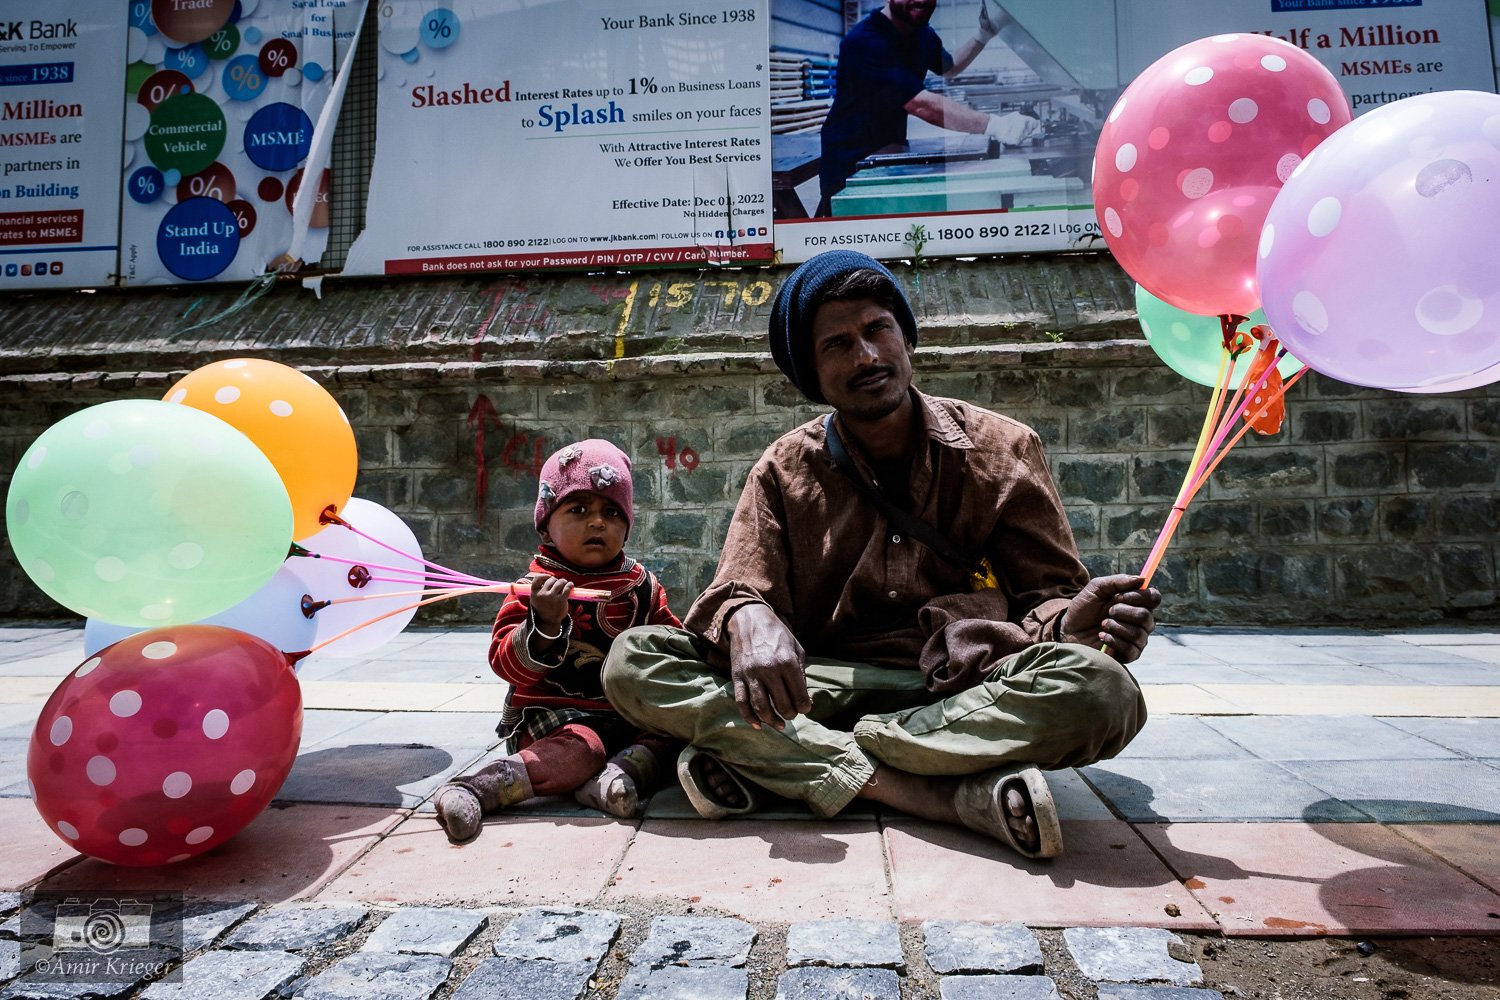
[433,439,681,842]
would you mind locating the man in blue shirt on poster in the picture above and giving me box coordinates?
[815,0,1041,216]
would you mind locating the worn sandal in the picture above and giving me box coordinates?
[953,764,1063,859]
[677,746,763,820]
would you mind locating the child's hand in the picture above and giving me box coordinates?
[528,574,573,636]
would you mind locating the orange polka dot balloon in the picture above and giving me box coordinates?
[1092,33,1350,317]
[166,359,357,542]
[28,625,302,866]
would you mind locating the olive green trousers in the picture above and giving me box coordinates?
[600,625,1147,817]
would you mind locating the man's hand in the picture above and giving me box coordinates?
[527,574,573,636]
[1059,574,1161,664]
[726,603,812,730]
[977,0,1009,42]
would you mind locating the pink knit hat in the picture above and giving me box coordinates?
[534,439,634,533]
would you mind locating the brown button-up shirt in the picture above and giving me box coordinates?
[684,391,1089,688]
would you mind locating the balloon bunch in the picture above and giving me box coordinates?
[1093,34,1500,583]
[6,358,601,866]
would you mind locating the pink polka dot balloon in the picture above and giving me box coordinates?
[28,625,302,867]
[1094,34,1351,317]
[1258,90,1500,392]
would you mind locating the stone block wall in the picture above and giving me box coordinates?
[2,256,1497,626]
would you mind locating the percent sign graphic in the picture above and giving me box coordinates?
[223,55,266,100]
[259,40,297,78]
[421,8,460,49]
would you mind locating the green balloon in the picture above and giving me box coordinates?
[6,400,294,627]
[1136,285,1304,389]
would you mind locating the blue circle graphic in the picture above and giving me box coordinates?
[128,166,165,204]
[164,43,207,79]
[157,197,240,282]
[243,102,313,171]
[303,61,325,82]
[130,0,158,36]
[222,53,267,101]
[421,9,461,49]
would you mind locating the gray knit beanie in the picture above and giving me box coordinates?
[768,250,918,403]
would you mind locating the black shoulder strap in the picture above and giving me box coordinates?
[823,413,984,577]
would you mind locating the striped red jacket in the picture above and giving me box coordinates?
[488,547,681,713]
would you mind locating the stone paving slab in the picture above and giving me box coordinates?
[1044,769,1116,821]
[448,956,595,1000]
[1096,987,1225,1000]
[786,919,903,969]
[298,710,389,748]
[1198,715,1460,761]
[605,820,892,923]
[321,711,499,750]
[139,949,304,1000]
[1380,716,1500,757]
[1110,717,1254,761]
[1197,684,1500,717]
[616,964,749,1000]
[223,903,367,951]
[1079,760,1368,822]
[319,814,634,906]
[1234,662,1418,685]
[1391,823,1500,893]
[1125,661,1266,686]
[774,966,901,1000]
[276,742,477,809]
[922,921,1042,975]
[312,660,490,685]
[0,680,59,706]
[1318,643,1496,666]
[291,951,451,1000]
[1138,822,1500,936]
[298,681,491,712]
[939,975,1062,1000]
[175,900,259,953]
[39,805,402,903]
[491,908,619,964]
[883,820,1217,929]
[1062,927,1202,986]
[1279,758,1500,822]
[0,800,80,892]
[631,915,755,969]
[1350,659,1500,685]
[0,706,42,739]
[360,906,487,956]
[1135,686,1244,717]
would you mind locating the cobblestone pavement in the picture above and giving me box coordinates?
[0,624,1497,999]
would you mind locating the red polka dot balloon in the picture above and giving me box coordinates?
[1093,34,1350,318]
[28,625,302,867]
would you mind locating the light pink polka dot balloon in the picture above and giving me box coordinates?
[1259,90,1500,392]
[1094,34,1351,317]
[28,625,301,867]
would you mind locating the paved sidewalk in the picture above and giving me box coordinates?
[0,624,1497,998]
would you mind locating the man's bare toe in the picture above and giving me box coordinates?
[704,758,749,808]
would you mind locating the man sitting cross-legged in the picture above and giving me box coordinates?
[602,250,1159,858]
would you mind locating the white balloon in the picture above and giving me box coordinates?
[286,498,424,656]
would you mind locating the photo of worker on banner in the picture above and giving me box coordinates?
[770,0,1101,224]
[768,0,1497,264]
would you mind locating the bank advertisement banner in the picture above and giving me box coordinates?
[0,3,127,290]
[341,0,773,276]
[770,0,1498,264]
[119,0,361,285]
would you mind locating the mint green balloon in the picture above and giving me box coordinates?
[1136,285,1303,388]
[6,400,294,627]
